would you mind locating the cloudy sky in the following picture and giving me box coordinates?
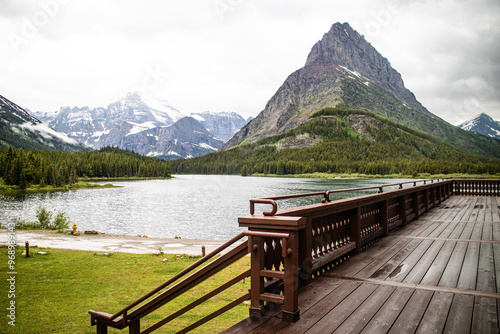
[1,0,499,125]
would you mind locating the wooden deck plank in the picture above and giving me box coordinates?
[354,238,415,280]
[438,241,468,288]
[332,237,406,278]
[415,292,453,334]
[387,290,434,334]
[276,280,362,334]
[367,238,423,281]
[494,243,500,293]
[304,284,378,333]
[386,239,434,283]
[471,296,499,334]
[477,242,496,293]
[456,242,480,290]
[359,287,414,334]
[331,285,396,334]
[443,294,474,333]
[420,240,456,286]
[402,240,445,284]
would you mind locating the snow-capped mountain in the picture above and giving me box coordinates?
[31,92,247,159]
[458,113,500,139]
[32,92,184,148]
[0,94,85,151]
[190,111,248,142]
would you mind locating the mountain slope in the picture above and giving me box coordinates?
[190,111,248,142]
[118,117,224,160]
[458,113,500,139]
[221,22,500,159]
[170,106,500,176]
[0,95,85,151]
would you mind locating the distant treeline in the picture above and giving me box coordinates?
[0,146,171,189]
[169,107,500,176]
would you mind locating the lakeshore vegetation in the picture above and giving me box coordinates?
[0,146,171,190]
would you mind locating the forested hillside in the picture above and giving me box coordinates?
[169,107,500,176]
[0,146,171,189]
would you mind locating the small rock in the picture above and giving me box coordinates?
[176,255,182,259]
[84,230,100,234]
[96,253,109,256]
[38,251,48,255]
[162,258,168,262]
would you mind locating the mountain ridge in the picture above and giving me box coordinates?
[31,93,248,159]
[458,113,500,139]
[221,22,499,160]
[0,94,86,151]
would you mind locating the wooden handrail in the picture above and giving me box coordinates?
[90,230,297,333]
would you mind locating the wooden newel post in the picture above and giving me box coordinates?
[249,236,265,320]
[239,215,306,323]
[282,232,300,322]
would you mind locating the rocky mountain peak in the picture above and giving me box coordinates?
[305,22,423,112]
[221,22,438,150]
[458,112,500,139]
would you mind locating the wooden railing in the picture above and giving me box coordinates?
[241,179,456,288]
[454,179,500,196]
[89,178,499,332]
[89,230,300,333]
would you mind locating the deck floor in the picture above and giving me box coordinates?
[224,195,500,334]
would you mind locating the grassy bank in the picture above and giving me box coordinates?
[0,247,249,333]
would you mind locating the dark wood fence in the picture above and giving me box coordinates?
[89,179,499,333]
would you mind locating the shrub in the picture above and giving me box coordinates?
[51,211,71,230]
[36,205,53,229]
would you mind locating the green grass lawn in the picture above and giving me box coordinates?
[0,247,250,334]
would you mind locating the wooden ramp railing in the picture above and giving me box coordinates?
[89,230,301,333]
[89,178,499,333]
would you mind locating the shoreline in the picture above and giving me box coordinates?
[0,229,229,256]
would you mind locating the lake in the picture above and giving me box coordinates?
[0,175,413,240]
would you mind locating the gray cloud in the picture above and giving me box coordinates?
[0,0,498,125]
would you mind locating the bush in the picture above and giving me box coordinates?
[7,206,71,231]
[51,211,71,230]
[36,205,53,229]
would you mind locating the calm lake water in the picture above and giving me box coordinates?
[0,175,412,240]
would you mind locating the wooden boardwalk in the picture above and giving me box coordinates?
[224,195,500,334]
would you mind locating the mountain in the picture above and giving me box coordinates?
[31,93,242,159]
[117,117,224,160]
[190,111,248,142]
[32,92,184,149]
[221,22,500,159]
[169,106,500,176]
[458,113,500,139]
[0,94,85,151]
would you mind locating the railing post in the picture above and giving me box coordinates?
[249,236,264,320]
[302,218,313,285]
[96,323,108,334]
[128,319,140,334]
[282,232,300,323]
[424,189,429,213]
[381,200,389,237]
[413,192,420,219]
[351,207,362,254]
[399,195,407,227]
